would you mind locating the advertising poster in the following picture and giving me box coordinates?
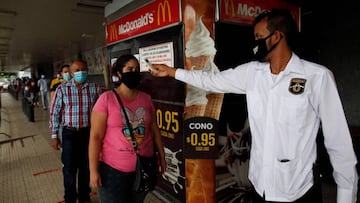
[139,40,187,201]
[182,0,220,202]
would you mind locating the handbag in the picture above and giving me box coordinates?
[112,89,158,192]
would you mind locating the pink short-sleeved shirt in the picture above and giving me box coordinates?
[92,90,155,172]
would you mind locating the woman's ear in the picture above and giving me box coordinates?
[117,71,122,79]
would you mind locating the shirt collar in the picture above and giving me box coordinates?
[254,52,305,75]
[282,53,305,75]
[66,79,88,88]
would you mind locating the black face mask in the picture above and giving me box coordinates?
[253,32,279,61]
[121,72,142,89]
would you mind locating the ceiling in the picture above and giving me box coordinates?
[0,0,110,72]
[0,0,312,73]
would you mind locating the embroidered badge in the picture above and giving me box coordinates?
[289,78,306,94]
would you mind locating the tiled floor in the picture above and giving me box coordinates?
[0,91,350,203]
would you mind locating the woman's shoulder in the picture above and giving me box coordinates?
[137,91,152,100]
[99,90,116,99]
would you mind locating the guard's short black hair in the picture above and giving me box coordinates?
[254,9,298,48]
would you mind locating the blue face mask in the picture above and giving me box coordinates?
[63,72,71,81]
[73,71,87,83]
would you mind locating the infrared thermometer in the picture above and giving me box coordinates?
[144,58,157,73]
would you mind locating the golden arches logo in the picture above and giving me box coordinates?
[157,0,171,25]
[109,24,118,41]
[224,0,235,17]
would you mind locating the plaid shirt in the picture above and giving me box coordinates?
[49,79,102,135]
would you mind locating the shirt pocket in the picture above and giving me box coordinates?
[276,96,308,160]
[274,159,298,194]
[277,96,308,124]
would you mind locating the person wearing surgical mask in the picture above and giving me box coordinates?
[149,9,358,203]
[50,59,103,203]
[89,54,166,203]
[50,64,71,104]
[37,74,50,110]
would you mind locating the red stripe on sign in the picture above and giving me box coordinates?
[33,167,61,176]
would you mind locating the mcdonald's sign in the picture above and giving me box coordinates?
[106,0,180,45]
[157,0,172,26]
[219,0,300,27]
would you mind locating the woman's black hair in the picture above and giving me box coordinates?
[112,54,139,75]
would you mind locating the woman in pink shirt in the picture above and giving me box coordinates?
[89,54,166,203]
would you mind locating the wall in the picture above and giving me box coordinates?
[301,3,360,127]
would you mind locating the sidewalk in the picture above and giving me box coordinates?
[0,92,163,203]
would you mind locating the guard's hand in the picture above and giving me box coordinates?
[149,64,176,78]
[51,138,61,150]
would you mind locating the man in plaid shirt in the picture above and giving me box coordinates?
[49,59,103,203]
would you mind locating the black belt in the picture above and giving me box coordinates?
[63,126,90,132]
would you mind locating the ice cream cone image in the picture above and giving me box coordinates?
[184,104,206,119]
[186,54,224,120]
[205,93,224,120]
[184,16,223,203]
[188,55,213,70]
[184,16,223,120]
[184,55,213,119]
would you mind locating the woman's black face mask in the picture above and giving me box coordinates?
[121,71,142,89]
[253,32,278,61]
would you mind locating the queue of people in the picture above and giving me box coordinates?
[48,56,167,203]
[15,76,48,109]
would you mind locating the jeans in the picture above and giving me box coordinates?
[61,127,91,203]
[98,162,147,203]
[40,90,50,109]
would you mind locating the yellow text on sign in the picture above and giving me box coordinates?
[186,132,216,147]
[156,109,179,133]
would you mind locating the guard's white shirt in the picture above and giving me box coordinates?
[175,53,358,202]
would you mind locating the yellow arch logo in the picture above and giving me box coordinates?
[157,0,171,25]
[224,0,235,16]
[109,24,118,41]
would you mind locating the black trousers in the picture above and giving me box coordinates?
[251,184,323,203]
[61,127,91,203]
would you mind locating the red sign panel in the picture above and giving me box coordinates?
[219,0,300,27]
[106,0,181,45]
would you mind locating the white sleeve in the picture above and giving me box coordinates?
[174,65,249,94]
[318,70,358,203]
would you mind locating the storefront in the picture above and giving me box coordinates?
[105,0,300,202]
